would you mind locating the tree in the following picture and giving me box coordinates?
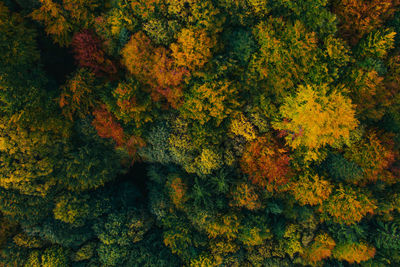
[179,79,241,126]
[344,132,396,184]
[322,152,364,184]
[240,136,291,191]
[333,241,376,264]
[229,182,261,211]
[59,69,98,120]
[112,78,153,127]
[94,209,152,266]
[333,0,396,45]
[301,233,336,264]
[121,31,188,108]
[291,172,332,206]
[321,185,377,225]
[250,18,326,98]
[31,0,100,46]
[272,84,358,161]
[71,30,117,76]
[171,28,216,71]
[356,29,396,59]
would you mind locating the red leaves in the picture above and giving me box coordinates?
[92,105,145,162]
[71,30,117,76]
[240,136,291,190]
[92,105,125,146]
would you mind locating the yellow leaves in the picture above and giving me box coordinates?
[291,173,332,206]
[203,213,240,240]
[359,29,396,58]
[333,242,376,264]
[273,84,358,161]
[229,114,256,141]
[171,28,216,70]
[230,182,261,211]
[180,80,240,125]
[322,185,377,225]
[195,148,222,175]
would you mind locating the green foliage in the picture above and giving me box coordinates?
[356,29,396,59]
[1,1,400,266]
[322,152,364,183]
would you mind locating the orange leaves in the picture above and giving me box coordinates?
[121,31,154,81]
[333,0,397,45]
[92,105,144,160]
[59,69,97,120]
[230,182,261,211]
[333,242,376,264]
[168,177,188,209]
[171,28,216,71]
[121,32,189,108]
[322,185,377,225]
[301,233,336,263]
[92,105,125,146]
[240,136,291,191]
[151,48,188,107]
[291,173,332,206]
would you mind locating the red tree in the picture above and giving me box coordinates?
[71,30,117,76]
[241,136,292,191]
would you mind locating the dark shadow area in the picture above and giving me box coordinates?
[118,163,149,199]
[36,29,76,87]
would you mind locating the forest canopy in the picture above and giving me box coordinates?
[0,0,400,266]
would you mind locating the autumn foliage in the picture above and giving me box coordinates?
[3,0,400,266]
[241,136,291,190]
[71,30,117,76]
[333,242,376,264]
[121,32,188,108]
[333,0,398,44]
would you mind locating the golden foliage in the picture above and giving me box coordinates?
[171,28,216,70]
[333,242,376,264]
[291,173,332,206]
[230,182,261,211]
[273,84,358,161]
[322,185,377,225]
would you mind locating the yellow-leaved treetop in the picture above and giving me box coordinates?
[291,173,332,206]
[272,84,358,161]
[171,28,216,71]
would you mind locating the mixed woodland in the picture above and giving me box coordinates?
[1,0,400,266]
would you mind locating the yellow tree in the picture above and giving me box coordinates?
[171,28,216,71]
[321,184,377,225]
[291,173,332,206]
[272,84,358,161]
